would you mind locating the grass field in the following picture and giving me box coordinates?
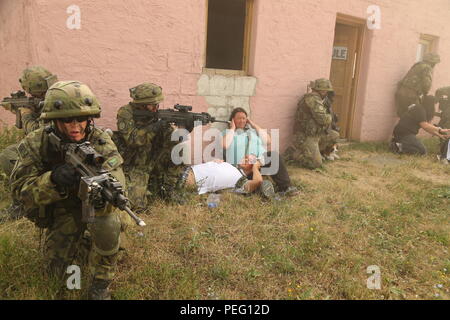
[0,126,449,300]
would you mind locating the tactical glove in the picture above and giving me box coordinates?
[50,163,80,187]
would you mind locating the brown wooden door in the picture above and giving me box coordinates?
[330,23,360,138]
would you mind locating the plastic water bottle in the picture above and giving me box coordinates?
[207,193,221,208]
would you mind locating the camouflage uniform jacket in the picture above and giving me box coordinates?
[116,103,176,171]
[21,101,44,134]
[10,126,125,217]
[293,92,332,137]
[399,62,433,95]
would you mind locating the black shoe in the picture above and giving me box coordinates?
[88,279,112,300]
[389,139,402,154]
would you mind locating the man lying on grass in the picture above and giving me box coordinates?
[181,155,276,198]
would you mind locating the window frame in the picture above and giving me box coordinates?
[203,0,254,76]
[416,34,439,62]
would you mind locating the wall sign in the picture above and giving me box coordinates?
[333,46,348,60]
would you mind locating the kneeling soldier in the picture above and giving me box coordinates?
[285,79,340,169]
[10,81,125,299]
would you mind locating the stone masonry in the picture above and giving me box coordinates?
[197,74,257,131]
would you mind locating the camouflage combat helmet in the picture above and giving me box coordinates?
[129,83,164,105]
[423,53,440,64]
[310,78,334,92]
[40,81,101,120]
[19,66,57,97]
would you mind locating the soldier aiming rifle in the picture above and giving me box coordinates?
[10,80,130,299]
[47,128,145,226]
[132,103,229,132]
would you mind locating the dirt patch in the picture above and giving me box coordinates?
[361,154,406,167]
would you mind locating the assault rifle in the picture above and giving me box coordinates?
[133,104,229,132]
[47,128,146,227]
[323,92,340,132]
[1,90,42,129]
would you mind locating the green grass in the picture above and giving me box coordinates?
[0,127,449,300]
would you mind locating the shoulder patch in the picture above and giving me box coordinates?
[16,140,36,167]
[107,157,119,168]
[17,141,30,159]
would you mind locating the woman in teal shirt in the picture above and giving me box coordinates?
[222,108,298,196]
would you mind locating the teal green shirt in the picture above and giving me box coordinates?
[222,128,266,165]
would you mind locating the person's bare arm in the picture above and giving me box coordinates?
[243,162,263,193]
[247,118,272,150]
[222,119,236,149]
[420,122,450,139]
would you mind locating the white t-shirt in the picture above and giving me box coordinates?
[191,162,247,194]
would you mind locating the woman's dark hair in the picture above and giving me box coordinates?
[422,95,436,122]
[229,107,248,121]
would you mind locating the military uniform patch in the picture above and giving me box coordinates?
[107,157,118,168]
[17,141,30,160]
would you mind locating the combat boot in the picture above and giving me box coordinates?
[88,278,112,300]
[260,180,280,201]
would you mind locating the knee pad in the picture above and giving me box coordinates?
[89,213,121,256]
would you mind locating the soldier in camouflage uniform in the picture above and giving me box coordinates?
[284,79,340,169]
[115,83,184,212]
[10,81,124,299]
[0,66,57,222]
[436,86,450,163]
[395,53,440,117]
[0,66,57,176]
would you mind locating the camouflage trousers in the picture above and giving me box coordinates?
[395,86,421,117]
[44,205,122,282]
[125,163,185,212]
[0,143,19,178]
[284,130,340,169]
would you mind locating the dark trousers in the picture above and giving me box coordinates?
[440,139,450,159]
[396,134,427,155]
[261,151,292,191]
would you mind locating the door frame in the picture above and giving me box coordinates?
[332,14,366,139]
